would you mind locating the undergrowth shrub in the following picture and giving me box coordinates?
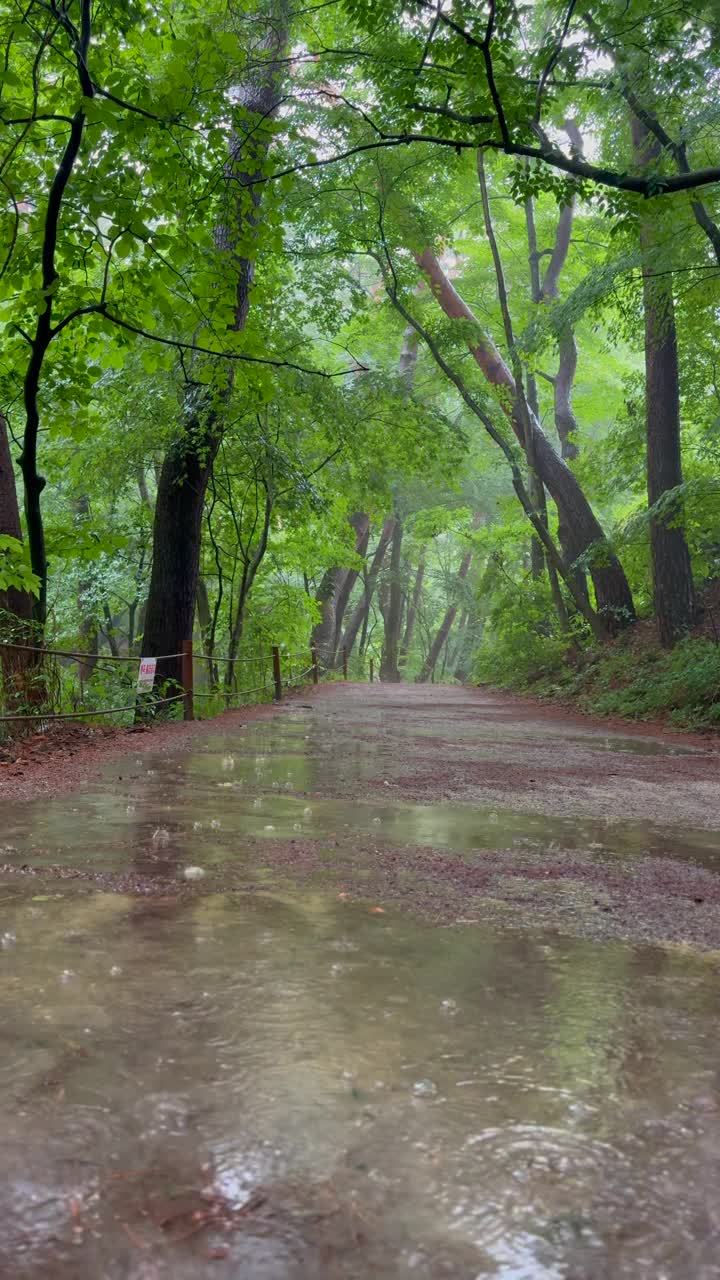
[474,583,578,687]
[581,636,720,727]
[523,634,720,729]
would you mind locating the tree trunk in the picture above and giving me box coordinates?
[311,512,370,666]
[416,531,476,684]
[399,552,425,667]
[75,495,100,680]
[341,517,396,659]
[451,612,471,681]
[631,115,695,646]
[330,512,370,659]
[524,198,550,578]
[0,413,35,705]
[143,433,221,688]
[527,188,584,606]
[142,9,288,692]
[0,414,33,632]
[225,486,273,694]
[379,518,403,682]
[196,576,218,686]
[553,330,580,461]
[417,249,635,631]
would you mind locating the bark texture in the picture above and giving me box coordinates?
[0,414,32,631]
[631,115,695,646]
[0,414,35,704]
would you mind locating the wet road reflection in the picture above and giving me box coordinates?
[1,690,720,1277]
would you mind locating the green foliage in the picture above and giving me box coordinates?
[473,577,577,688]
[532,634,720,730]
[0,0,718,728]
[0,536,40,597]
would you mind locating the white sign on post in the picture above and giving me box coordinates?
[137,657,157,692]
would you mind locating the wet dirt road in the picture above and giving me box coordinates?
[2,682,720,1278]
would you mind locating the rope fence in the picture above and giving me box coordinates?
[0,639,349,728]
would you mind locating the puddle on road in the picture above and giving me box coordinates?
[2,884,720,1279]
[3,727,719,873]
[3,707,720,1277]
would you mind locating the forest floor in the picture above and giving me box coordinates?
[2,681,720,950]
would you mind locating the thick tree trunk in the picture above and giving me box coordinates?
[143,432,221,688]
[417,249,635,631]
[341,517,396,660]
[379,518,403,682]
[0,414,33,632]
[0,413,35,704]
[631,116,695,646]
[142,9,288,691]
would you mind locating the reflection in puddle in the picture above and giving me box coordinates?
[1,886,720,1278]
[3,744,720,873]
[2,697,720,1277]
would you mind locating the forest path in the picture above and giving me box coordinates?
[2,678,720,950]
[2,683,720,1278]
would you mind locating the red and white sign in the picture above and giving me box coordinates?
[137,657,157,691]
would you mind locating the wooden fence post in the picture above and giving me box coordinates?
[272,645,282,701]
[182,639,194,721]
[311,645,319,684]
[342,646,348,681]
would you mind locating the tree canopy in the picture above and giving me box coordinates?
[2,0,719,723]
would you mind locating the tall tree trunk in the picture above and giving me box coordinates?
[451,612,470,681]
[416,248,635,632]
[341,517,396,660]
[142,9,288,691]
[17,0,94,628]
[536,135,582,464]
[0,414,33,632]
[311,511,370,665]
[523,198,548,579]
[330,512,370,659]
[526,186,585,611]
[143,430,222,689]
[75,495,100,680]
[0,413,35,705]
[631,115,695,646]
[399,551,425,668]
[225,486,273,694]
[379,518,403,682]
[196,576,218,686]
[416,525,477,684]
